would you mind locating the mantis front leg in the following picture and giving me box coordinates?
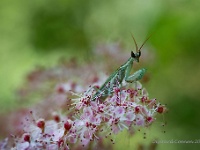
[125,63,146,83]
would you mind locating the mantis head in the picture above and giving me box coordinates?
[131,50,141,62]
[131,33,152,62]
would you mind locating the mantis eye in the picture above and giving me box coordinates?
[138,51,141,57]
[131,51,136,58]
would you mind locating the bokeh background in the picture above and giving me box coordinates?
[0,0,200,149]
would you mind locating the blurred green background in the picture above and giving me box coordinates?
[0,0,200,149]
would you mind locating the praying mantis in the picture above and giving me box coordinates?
[92,34,151,101]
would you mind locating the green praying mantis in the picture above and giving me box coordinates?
[92,34,151,101]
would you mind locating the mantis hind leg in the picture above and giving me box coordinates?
[125,68,146,83]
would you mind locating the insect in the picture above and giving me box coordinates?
[92,34,151,101]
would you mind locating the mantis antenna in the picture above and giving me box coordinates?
[131,34,138,53]
[131,33,154,53]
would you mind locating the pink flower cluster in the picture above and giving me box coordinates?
[0,80,166,150]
